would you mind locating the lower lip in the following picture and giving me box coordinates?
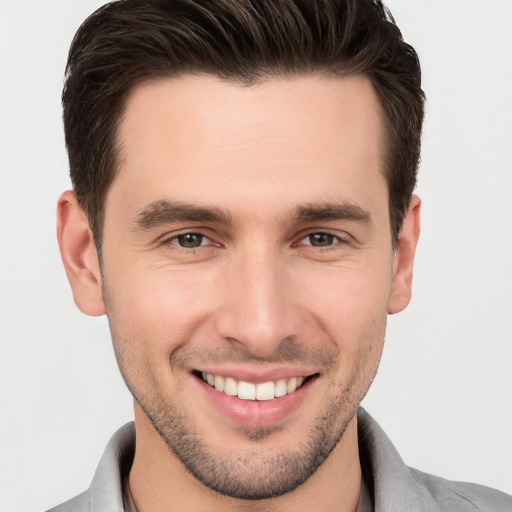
[194,376,315,429]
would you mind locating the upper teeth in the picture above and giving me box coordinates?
[201,372,305,401]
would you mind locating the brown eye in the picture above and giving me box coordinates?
[174,233,206,248]
[306,233,335,247]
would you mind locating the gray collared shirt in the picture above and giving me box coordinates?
[46,408,512,512]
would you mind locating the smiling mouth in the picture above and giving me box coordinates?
[194,371,317,401]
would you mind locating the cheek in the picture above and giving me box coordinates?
[294,263,390,383]
[298,263,391,331]
[105,265,217,367]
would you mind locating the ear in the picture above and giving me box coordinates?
[57,190,105,316]
[387,195,421,315]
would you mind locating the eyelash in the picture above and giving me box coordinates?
[161,231,213,252]
[295,231,349,250]
[160,230,348,253]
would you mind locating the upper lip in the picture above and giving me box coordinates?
[191,365,318,384]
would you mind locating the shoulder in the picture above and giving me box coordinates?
[410,468,512,512]
[44,422,135,512]
[45,491,90,512]
[357,408,512,512]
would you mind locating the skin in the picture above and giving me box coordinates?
[57,74,420,512]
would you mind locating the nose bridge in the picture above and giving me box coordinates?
[216,243,295,357]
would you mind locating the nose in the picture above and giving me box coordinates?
[215,246,298,359]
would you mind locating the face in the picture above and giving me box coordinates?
[96,74,407,499]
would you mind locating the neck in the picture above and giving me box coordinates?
[129,403,362,512]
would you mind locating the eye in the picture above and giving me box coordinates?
[168,232,211,248]
[300,232,338,247]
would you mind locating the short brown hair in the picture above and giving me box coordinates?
[63,0,424,246]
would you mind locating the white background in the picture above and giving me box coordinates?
[0,1,511,510]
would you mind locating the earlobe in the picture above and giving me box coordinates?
[387,195,421,315]
[57,190,105,316]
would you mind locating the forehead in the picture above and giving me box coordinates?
[119,74,383,156]
[112,74,386,218]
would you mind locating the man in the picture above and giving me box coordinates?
[47,0,511,511]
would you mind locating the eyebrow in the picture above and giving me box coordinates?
[132,199,232,230]
[132,198,372,231]
[292,202,372,225]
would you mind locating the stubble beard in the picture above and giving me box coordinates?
[104,288,383,501]
[133,383,360,500]
[122,339,380,501]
